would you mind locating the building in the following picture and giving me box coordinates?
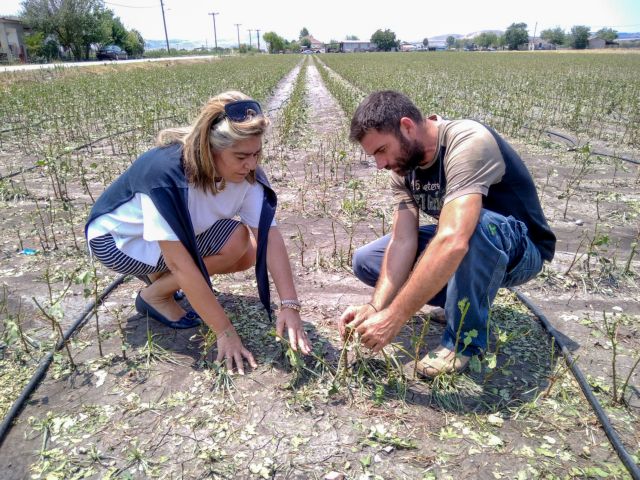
[0,16,28,62]
[528,37,556,50]
[588,36,619,49]
[306,35,324,52]
[338,40,377,52]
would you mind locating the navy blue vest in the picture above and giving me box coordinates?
[85,143,277,320]
[404,123,556,262]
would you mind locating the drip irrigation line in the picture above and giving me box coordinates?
[0,269,637,477]
[511,288,640,480]
[0,115,181,182]
[0,274,129,449]
[522,125,640,166]
[319,62,640,166]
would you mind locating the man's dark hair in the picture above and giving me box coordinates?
[350,90,423,142]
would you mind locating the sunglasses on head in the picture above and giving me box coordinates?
[223,99,263,121]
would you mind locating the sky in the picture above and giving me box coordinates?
[3,0,640,47]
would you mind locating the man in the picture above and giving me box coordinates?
[338,91,555,377]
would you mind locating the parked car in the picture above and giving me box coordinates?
[96,45,128,61]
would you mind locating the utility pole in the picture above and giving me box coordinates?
[208,12,219,51]
[160,0,170,53]
[256,29,261,51]
[234,23,242,50]
[248,29,253,48]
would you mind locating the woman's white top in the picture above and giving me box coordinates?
[86,180,275,266]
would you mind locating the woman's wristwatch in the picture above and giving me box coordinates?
[280,299,301,312]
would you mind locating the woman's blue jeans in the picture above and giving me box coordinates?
[352,209,543,356]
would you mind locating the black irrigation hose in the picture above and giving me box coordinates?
[0,128,138,182]
[525,126,640,166]
[1,269,638,479]
[318,62,640,166]
[0,273,129,449]
[0,115,181,182]
[511,288,640,480]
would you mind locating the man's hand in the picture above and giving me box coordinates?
[276,308,312,355]
[355,309,406,353]
[338,303,377,340]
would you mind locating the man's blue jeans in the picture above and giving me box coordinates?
[352,209,543,356]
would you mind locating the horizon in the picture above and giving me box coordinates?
[3,0,639,47]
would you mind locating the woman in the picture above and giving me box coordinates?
[85,91,311,374]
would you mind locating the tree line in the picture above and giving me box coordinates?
[263,23,619,54]
[447,24,617,51]
[20,0,145,62]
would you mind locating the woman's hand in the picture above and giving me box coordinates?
[276,308,312,355]
[216,326,257,375]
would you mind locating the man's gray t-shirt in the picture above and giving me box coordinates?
[390,118,505,218]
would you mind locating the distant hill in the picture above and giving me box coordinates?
[428,30,503,42]
[463,30,504,39]
[617,32,640,41]
[428,33,464,42]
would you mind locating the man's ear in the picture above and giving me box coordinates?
[399,117,416,138]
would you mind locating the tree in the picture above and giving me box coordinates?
[98,9,127,47]
[504,22,529,50]
[370,29,398,51]
[569,25,590,49]
[475,32,498,48]
[21,0,107,60]
[345,34,359,40]
[299,27,309,39]
[446,35,456,48]
[287,40,301,52]
[300,37,311,48]
[24,31,45,59]
[596,27,618,42]
[123,29,144,57]
[263,31,286,53]
[540,27,565,45]
[422,37,429,48]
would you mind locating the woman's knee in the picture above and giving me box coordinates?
[218,224,250,258]
[218,224,255,271]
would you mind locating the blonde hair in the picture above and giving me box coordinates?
[157,91,269,193]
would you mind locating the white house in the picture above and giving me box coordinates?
[307,35,324,51]
[0,16,28,62]
[340,40,377,52]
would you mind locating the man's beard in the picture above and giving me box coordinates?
[394,134,426,175]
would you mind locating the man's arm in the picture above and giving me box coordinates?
[356,193,482,351]
[338,200,418,337]
[371,201,419,309]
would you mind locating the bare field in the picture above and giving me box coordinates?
[0,52,638,479]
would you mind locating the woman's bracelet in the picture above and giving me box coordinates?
[367,302,379,313]
[280,299,302,312]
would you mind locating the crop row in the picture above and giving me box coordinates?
[0,56,300,174]
[319,52,640,150]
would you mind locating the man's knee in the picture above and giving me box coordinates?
[352,246,378,287]
[470,210,511,252]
